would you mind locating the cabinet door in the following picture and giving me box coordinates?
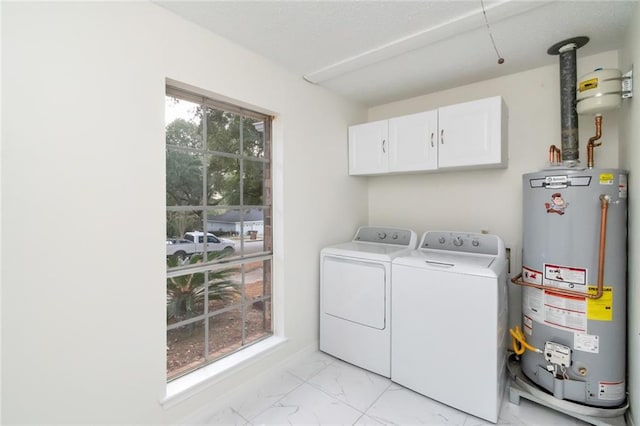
[348,120,388,175]
[438,96,505,169]
[388,110,438,172]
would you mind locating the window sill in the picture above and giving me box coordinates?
[162,335,288,409]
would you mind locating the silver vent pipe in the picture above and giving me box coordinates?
[547,36,589,167]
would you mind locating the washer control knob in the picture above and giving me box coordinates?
[377,232,387,240]
[438,236,446,244]
[453,236,464,247]
[392,233,399,240]
[472,239,480,247]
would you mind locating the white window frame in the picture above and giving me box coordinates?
[164,85,278,397]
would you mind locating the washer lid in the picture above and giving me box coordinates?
[392,250,499,276]
[422,251,496,268]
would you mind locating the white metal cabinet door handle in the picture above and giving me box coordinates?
[382,139,386,153]
[440,129,444,144]
[430,132,434,147]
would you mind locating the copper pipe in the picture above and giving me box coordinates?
[512,194,610,300]
[548,145,562,164]
[595,194,610,299]
[587,114,603,168]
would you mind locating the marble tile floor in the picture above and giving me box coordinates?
[191,351,590,425]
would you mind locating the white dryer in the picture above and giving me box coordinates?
[391,231,508,423]
[320,226,417,377]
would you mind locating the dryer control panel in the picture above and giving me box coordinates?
[421,231,501,256]
[353,227,417,247]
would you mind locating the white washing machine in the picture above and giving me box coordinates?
[391,231,508,423]
[320,226,417,377]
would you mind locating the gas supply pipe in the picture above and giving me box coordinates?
[509,325,542,355]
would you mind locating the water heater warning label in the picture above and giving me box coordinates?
[522,266,542,284]
[543,290,587,332]
[619,174,628,198]
[522,287,587,333]
[544,263,587,292]
[587,286,614,321]
[599,381,625,401]
[574,333,599,353]
[599,173,614,185]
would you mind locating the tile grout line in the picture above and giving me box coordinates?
[245,357,336,424]
[301,362,393,421]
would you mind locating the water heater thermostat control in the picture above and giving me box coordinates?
[544,341,572,367]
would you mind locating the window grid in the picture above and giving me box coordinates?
[166,87,273,381]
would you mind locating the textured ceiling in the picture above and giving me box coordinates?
[156,0,637,107]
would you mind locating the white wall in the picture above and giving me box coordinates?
[1,2,367,424]
[0,0,3,422]
[366,50,620,329]
[620,2,640,424]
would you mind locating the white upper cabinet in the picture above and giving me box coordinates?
[388,110,438,173]
[437,96,506,169]
[348,119,389,175]
[348,96,506,176]
[348,111,438,176]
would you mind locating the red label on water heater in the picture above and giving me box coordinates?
[522,266,542,284]
[619,174,628,198]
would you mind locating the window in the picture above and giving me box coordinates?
[165,86,273,381]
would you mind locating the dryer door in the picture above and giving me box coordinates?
[322,256,387,329]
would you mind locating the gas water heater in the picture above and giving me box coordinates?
[512,37,629,409]
[519,168,627,407]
